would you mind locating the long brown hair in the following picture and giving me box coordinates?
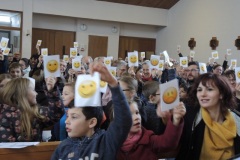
[1,78,45,139]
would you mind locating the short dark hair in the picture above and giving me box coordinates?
[20,58,30,68]
[82,107,103,131]
[223,69,235,80]
[188,61,199,69]
[142,81,160,100]
[189,72,237,116]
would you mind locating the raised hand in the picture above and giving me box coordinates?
[45,76,57,91]
[172,102,186,126]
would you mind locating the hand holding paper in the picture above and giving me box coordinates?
[172,102,186,126]
[45,76,57,91]
[90,62,118,87]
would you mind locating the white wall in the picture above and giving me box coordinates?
[156,0,240,64]
[32,0,168,26]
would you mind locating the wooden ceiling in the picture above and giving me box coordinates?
[97,0,180,9]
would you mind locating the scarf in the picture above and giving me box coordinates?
[142,75,153,82]
[121,130,142,152]
[200,108,236,160]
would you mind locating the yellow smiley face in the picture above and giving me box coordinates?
[213,53,218,58]
[232,61,236,65]
[111,70,116,76]
[74,61,81,68]
[237,71,240,79]
[141,53,145,57]
[47,60,58,73]
[105,60,111,65]
[64,57,69,61]
[151,58,159,66]
[4,49,9,54]
[78,80,97,98]
[181,59,187,65]
[201,66,205,72]
[159,63,163,68]
[1,41,7,48]
[130,55,138,63]
[162,87,178,104]
[42,51,47,55]
[100,80,107,88]
[71,50,77,56]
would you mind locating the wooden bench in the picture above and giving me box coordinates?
[0,141,60,160]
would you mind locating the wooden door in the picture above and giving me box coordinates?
[88,35,108,59]
[118,36,156,59]
[32,28,75,58]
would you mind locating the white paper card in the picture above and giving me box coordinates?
[227,49,232,55]
[100,80,108,93]
[160,79,179,112]
[104,57,112,67]
[75,72,101,107]
[74,42,78,48]
[108,66,117,77]
[150,55,160,69]
[72,57,82,71]
[158,60,164,71]
[3,48,10,55]
[190,50,195,58]
[37,40,42,46]
[231,59,237,69]
[70,48,78,58]
[235,67,240,83]
[180,57,188,68]
[177,45,181,52]
[199,63,207,74]
[0,37,9,50]
[0,142,40,149]
[162,50,173,66]
[128,51,138,67]
[43,55,61,78]
[141,52,145,58]
[41,48,48,56]
[63,55,69,62]
[212,51,219,59]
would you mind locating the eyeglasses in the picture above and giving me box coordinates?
[185,69,199,72]
[122,89,132,91]
[153,93,160,96]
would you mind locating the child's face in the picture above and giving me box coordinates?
[10,67,22,78]
[62,86,74,106]
[179,87,187,99]
[151,89,160,104]
[65,108,92,138]
[129,102,141,134]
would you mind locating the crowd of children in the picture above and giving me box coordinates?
[0,46,240,160]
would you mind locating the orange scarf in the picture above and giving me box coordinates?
[200,108,236,160]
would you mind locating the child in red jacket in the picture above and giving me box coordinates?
[117,100,185,160]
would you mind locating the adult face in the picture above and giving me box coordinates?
[186,65,199,81]
[142,64,150,78]
[60,61,67,73]
[212,66,223,75]
[197,82,221,110]
[19,60,27,70]
[117,65,127,77]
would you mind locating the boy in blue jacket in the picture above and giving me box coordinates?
[51,62,132,160]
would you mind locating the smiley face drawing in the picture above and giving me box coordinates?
[74,61,81,68]
[213,53,218,58]
[64,57,69,62]
[237,71,240,79]
[4,49,9,54]
[71,50,77,57]
[1,41,7,48]
[181,59,187,65]
[111,70,116,76]
[130,55,138,63]
[42,51,47,55]
[162,87,178,104]
[47,60,58,73]
[100,80,107,88]
[159,63,163,68]
[105,60,111,65]
[201,65,205,72]
[151,58,159,66]
[78,80,97,98]
[232,61,236,66]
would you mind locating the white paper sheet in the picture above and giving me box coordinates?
[0,142,40,148]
